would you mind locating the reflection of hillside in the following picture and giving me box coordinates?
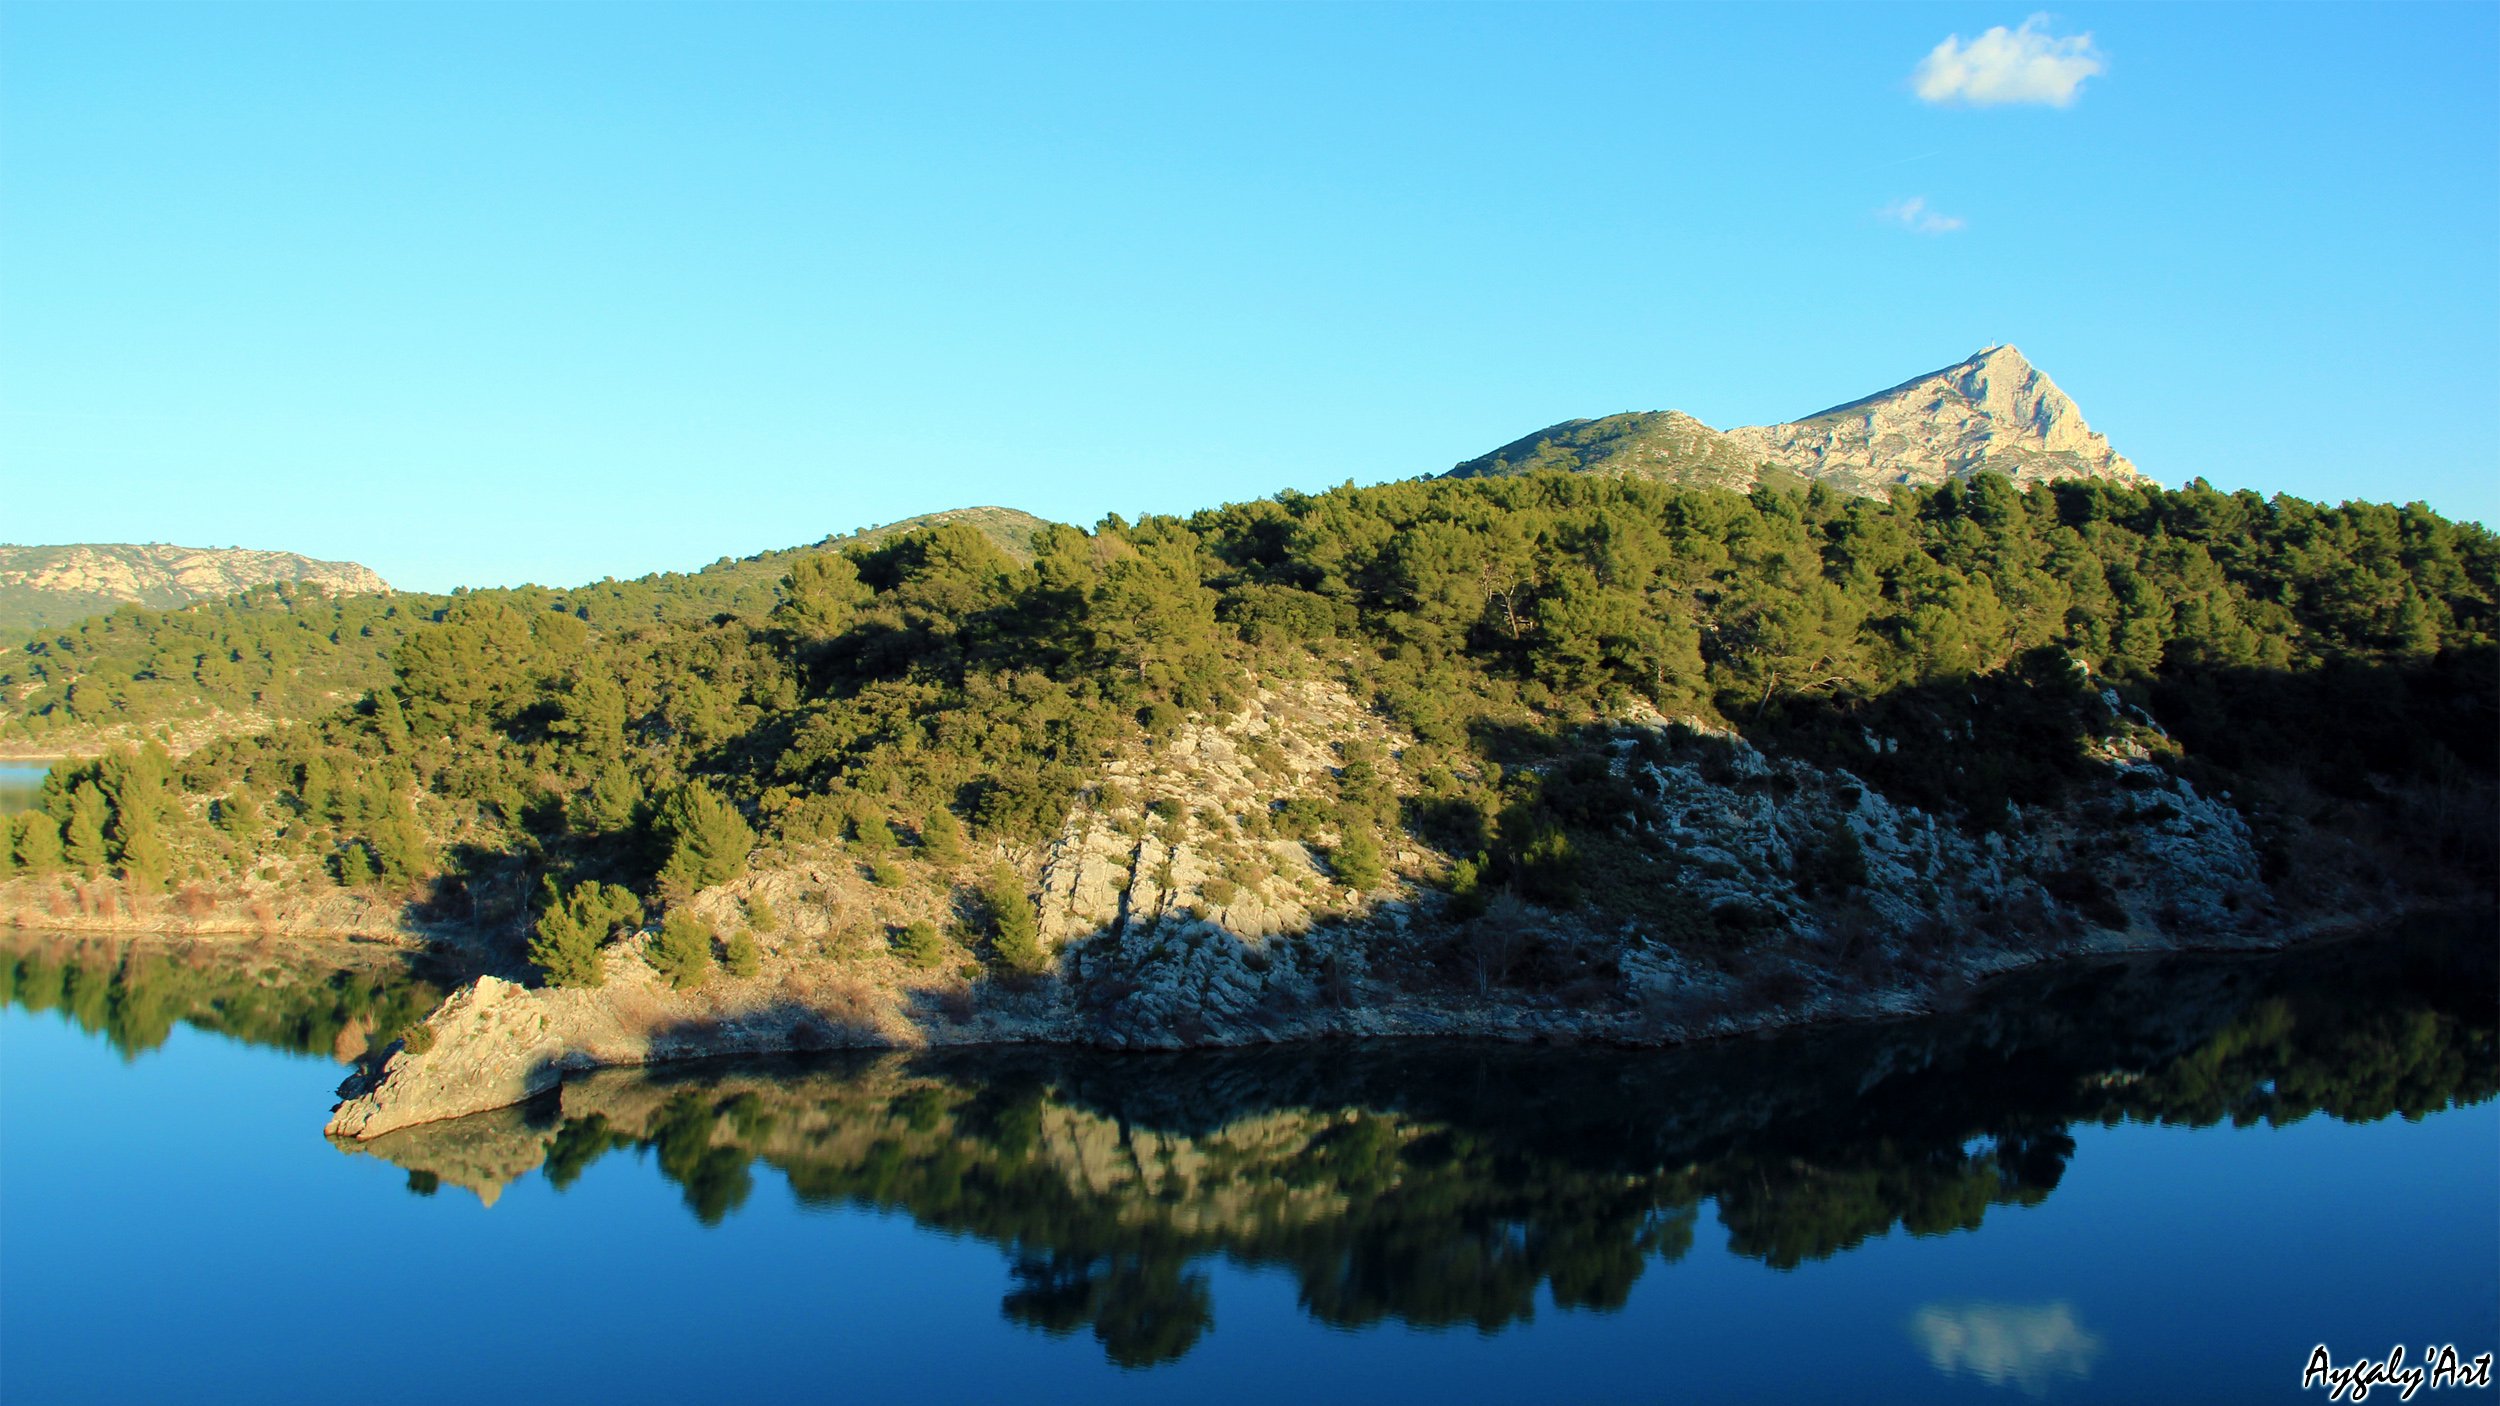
[1,932,442,1062]
[338,922,2495,1363]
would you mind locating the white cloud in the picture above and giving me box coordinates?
[1913,15,2106,107]
[1879,196,1965,235]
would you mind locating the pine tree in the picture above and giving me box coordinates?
[529,878,643,988]
[13,814,64,874]
[215,787,263,846]
[333,841,380,888]
[64,782,111,876]
[655,782,756,896]
[571,762,644,834]
[117,807,174,894]
[723,928,762,979]
[369,686,413,749]
[649,910,716,989]
[984,867,1044,974]
[299,755,339,825]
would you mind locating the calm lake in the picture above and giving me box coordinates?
[3,923,2493,1405]
[0,761,48,815]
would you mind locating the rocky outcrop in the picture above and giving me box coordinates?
[327,670,2317,1139]
[0,542,390,635]
[1723,345,2143,493]
[1447,345,2146,496]
[1036,681,1394,947]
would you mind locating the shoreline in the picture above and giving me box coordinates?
[321,900,2461,1142]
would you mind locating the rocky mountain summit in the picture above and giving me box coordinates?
[1451,345,2146,495]
[0,542,390,636]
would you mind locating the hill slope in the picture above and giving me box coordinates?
[1450,345,2146,495]
[0,544,390,636]
[0,507,1060,755]
[3,468,2491,1126]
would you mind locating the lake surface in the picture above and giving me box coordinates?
[3,924,2493,1404]
[0,761,48,815]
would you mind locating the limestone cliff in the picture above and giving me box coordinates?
[1449,345,2146,496]
[0,542,390,636]
[1723,346,2143,493]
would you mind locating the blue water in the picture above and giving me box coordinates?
[3,931,2494,1405]
[0,761,48,815]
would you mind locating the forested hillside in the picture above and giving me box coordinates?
[0,507,1051,753]
[5,472,2490,1012]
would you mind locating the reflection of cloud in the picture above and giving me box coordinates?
[1913,16,2106,107]
[1910,1301,2105,1395]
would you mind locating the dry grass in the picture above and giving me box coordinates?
[603,983,675,1040]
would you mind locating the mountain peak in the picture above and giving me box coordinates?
[1445,347,2144,496]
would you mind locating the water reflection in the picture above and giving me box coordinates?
[304,922,2494,1367]
[1,931,443,1063]
[1909,1301,2106,1396]
[4,921,2491,1369]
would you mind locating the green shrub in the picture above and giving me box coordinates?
[1329,828,1386,891]
[917,808,965,865]
[1274,796,1332,841]
[1139,701,1184,739]
[650,911,716,989]
[983,867,1045,974]
[529,878,643,988]
[893,921,949,969]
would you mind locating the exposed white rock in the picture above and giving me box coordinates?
[0,542,390,606]
[1447,345,2148,497]
[1727,345,2142,491]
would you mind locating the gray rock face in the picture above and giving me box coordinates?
[1448,345,2146,496]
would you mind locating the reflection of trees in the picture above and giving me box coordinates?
[2,933,441,1061]
[1005,1254,1213,1368]
[340,919,2493,1366]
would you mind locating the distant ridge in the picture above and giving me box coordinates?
[831,506,1054,564]
[1449,346,2146,496]
[0,543,390,636]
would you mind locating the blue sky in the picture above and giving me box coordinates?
[3,3,2493,592]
